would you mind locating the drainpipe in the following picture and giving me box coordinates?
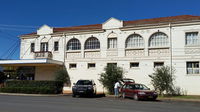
[169,23,173,76]
[63,33,66,67]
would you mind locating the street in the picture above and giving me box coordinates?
[0,95,200,112]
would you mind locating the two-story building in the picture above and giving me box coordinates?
[0,15,200,95]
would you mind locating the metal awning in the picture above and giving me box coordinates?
[0,59,63,66]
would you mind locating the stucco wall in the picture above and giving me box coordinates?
[35,65,59,80]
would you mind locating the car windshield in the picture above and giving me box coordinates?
[76,80,92,85]
[129,84,149,90]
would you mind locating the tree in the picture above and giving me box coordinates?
[149,66,175,95]
[99,64,124,94]
[55,68,71,86]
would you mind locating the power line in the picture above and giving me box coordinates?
[0,30,19,41]
[0,41,19,59]
[6,41,20,59]
[0,24,39,28]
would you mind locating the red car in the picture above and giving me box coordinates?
[121,83,158,100]
[121,78,135,84]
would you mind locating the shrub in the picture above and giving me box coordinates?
[99,64,124,94]
[0,80,63,94]
[149,66,175,95]
[54,69,71,86]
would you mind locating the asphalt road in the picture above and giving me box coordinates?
[0,95,200,112]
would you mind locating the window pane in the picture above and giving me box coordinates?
[108,38,117,49]
[69,64,77,69]
[67,39,81,50]
[186,32,199,46]
[126,34,144,48]
[54,41,59,51]
[30,43,35,52]
[149,32,168,47]
[88,63,96,69]
[154,62,164,68]
[130,62,139,68]
[85,37,100,49]
[40,42,48,52]
[186,62,200,74]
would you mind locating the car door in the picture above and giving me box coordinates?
[125,84,132,97]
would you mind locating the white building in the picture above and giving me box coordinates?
[0,15,200,95]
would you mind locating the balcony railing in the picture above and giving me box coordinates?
[34,51,52,59]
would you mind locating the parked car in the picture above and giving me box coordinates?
[72,80,96,97]
[121,83,158,100]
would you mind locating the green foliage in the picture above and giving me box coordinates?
[99,64,124,94]
[55,69,71,86]
[0,80,63,94]
[149,66,175,95]
[0,71,6,83]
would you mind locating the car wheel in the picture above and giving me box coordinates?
[133,94,139,101]
[122,92,126,99]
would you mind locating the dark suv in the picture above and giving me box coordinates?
[72,80,96,97]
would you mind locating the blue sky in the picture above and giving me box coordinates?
[0,0,200,59]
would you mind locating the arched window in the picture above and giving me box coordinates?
[67,38,81,50]
[149,32,168,47]
[126,34,144,48]
[85,37,100,49]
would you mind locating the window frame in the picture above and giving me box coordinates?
[88,63,96,69]
[85,37,100,50]
[186,61,200,75]
[54,41,59,51]
[185,32,200,46]
[154,62,164,68]
[30,43,35,53]
[149,32,169,48]
[130,62,139,68]
[67,38,81,51]
[108,38,117,49]
[40,42,48,52]
[126,34,144,48]
[69,63,77,69]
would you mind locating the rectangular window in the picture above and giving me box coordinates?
[186,62,200,74]
[54,41,59,51]
[30,43,35,52]
[130,62,139,68]
[185,32,200,46]
[88,63,96,69]
[154,62,164,68]
[40,42,48,52]
[108,38,117,49]
[69,64,77,69]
